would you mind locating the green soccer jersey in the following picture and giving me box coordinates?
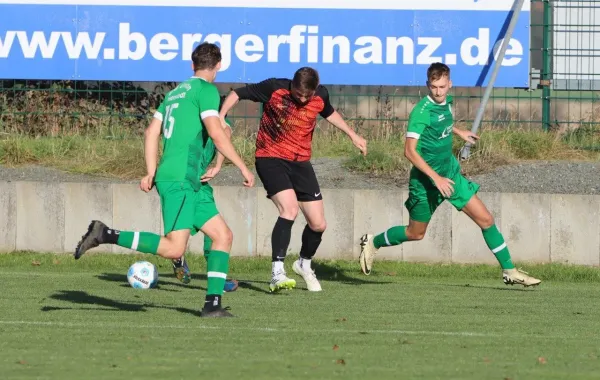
[153,76,220,191]
[406,95,456,176]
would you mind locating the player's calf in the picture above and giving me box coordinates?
[75,220,170,260]
[158,234,187,259]
[200,215,235,316]
[360,223,424,275]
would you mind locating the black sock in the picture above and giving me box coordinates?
[101,227,120,244]
[203,295,221,311]
[271,217,294,262]
[299,225,324,260]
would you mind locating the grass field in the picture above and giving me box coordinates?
[2,252,600,379]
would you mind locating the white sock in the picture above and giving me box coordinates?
[272,261,284,275]
[300,258,311,269]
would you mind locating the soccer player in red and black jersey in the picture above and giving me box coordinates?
[220,67,367,292]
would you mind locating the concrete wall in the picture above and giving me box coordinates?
[2,181,599,266]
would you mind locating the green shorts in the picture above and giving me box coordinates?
[155,181,219,236]
[404,167,480,223]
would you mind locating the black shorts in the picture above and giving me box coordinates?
[255,157,322,202]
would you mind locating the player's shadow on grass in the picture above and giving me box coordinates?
[97,272,271,295]
[236,280,272,295]
[41,290,203,316]
[311,261,393,286]
[96,273,207,291]
[440,283,533,292]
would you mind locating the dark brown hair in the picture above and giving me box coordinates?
[191,42,221,71]
[292,67,320,92]
[427,62,450,82]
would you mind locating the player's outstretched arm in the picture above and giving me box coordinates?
[219,79,276,121]
[318,85,367,156]
[219,91,239,121]
[215,125,232,167]
[201,125,232,183]
[204,116,255,187]
[404,138,454,198]
[140,117,162,192]
[452,126,480,144]
[326,111,367,156]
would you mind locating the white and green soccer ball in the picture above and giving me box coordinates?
[127,261,158,289]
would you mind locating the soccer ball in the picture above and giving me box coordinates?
[127,261,158,289]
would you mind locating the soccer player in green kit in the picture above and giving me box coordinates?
[196,95,239,293]
[73,42,255,317]
[165,94,239,292]
[359,63,541,287]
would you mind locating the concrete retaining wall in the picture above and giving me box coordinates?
[2,181,599,266]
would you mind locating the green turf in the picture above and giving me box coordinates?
[1,252,600,380]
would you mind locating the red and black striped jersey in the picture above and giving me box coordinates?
[234,78,335,162]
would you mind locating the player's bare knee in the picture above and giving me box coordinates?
[224,227,233,246]
[471,210,496,230]
[309,220,327,233]
[479,213,495,229]
[279,205,299,220]
[213,226,233,246]
[406,227,427,241]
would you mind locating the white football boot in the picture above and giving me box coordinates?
[292,258,322,292]
[269,269,296,292]
[359,234,379,275]
[502,268,542,287]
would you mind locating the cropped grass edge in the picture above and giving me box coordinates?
[3,251,600,284]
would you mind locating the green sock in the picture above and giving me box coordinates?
[117,231,160,254]
[206,250,230,296]
[373,226,408,249]
[482,224,515,270]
